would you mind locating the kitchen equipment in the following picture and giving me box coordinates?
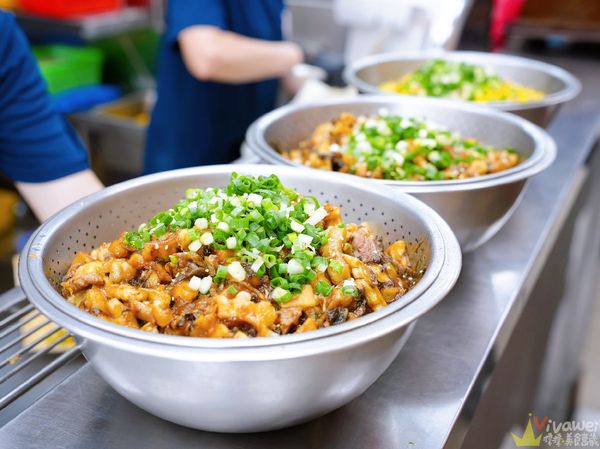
[19,164,461,432]
[21,0,121,18]
[246,96,556,251]
[33,45,104,95]
[69,90,154,184]
[343,51,580,127]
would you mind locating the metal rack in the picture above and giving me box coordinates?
[0,288,82,419]
[15,6,155,42]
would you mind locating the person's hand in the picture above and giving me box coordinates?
[281,63,328,97]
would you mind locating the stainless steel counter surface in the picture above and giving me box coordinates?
[1,53,599,449]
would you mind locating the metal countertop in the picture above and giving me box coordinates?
[0,53,599,449]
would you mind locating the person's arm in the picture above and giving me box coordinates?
[16,169,103,222]
[0,13,104,221]
[178,26,303,84]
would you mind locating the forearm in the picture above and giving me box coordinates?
[179,26,303,83]
[16,169,104,222]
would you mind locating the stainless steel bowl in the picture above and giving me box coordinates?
[19,164,461,432]
[343,51,581,127]
[246,97,556,251]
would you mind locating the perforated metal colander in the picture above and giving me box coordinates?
[343,51,581,127]
[18,165,460,432]
[20,164,463,346]
[246,96,556,251]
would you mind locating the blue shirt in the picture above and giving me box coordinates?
[144,0,284,174]
[0,11,88,182]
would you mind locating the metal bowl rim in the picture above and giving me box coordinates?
[246,96,557,193]
[19,164,461,358]
[343,50,581,111]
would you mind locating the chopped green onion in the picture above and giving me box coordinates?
[316,280,333,296]
[272,287,292,304]
[329,260,344,273]
[214,265,228,282]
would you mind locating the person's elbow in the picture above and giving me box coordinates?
[179,27,228,82]
[188,47,225,81]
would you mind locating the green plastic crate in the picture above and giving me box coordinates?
[33,45,104,95]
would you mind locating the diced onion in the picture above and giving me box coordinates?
[188,276,202,290]
[343,279,357,288]
[228,261,246,282]
[217,222,230,232]
[287,259,304,275]
[305,207,328,226]
[195,218,208,230]
[247,193,263,206]
[290,220,304,233]
[188,240,202,252]
[226,236,237,249]
[303,203,316,215]
[199,275,213,294]
[272,287,289,300]
[200,232,214,245]
[250,257,264,273]
[298,234,313,245]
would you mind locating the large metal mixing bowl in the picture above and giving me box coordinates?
[246,97,556,251]
[343,51,581,127]
[19,165,461,433]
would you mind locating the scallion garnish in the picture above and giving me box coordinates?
[123,174,331,295]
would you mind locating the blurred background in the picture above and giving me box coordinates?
[0,0,598,446]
